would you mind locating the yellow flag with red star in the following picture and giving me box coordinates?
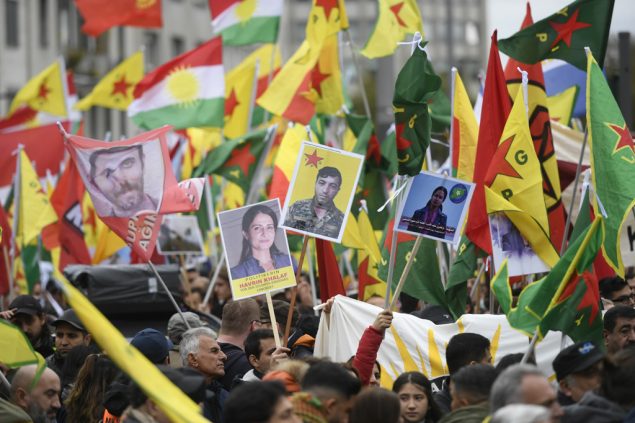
[362,0,423,59]
[75,51,144,111]
[9,60,67,117]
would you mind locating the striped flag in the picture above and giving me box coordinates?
[210,0,282,45]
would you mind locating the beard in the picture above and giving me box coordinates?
[26,402,56,423]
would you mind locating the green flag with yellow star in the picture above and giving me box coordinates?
[498,0,614,71]
[587,51,635,277]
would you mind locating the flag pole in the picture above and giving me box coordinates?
[283,235,309,347]
[343,29,372,120]
[265,291,282,348]
[202,253,226,306]
[246,124,278,204]
[10,145,23,300]
[147,261,191,330]
[390,236,422,309]
[383,175,407,309]
[247,60,261,132]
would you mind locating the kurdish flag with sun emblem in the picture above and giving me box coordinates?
[128,38,224,130]
[210,0,282,46]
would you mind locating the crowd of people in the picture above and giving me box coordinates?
[1,267,635,423]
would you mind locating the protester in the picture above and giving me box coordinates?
[393,371,442,423]
[130,328,172,365]
[351,308,392,386]
[224,381,301,423]
[350,387,401,423]
[1,295,54,357]
[490,364,563,422]
[433,332,491,414]
[491,404,551,423]
[439,364,497,423]
[46,308,92,376]
[552,341,604,406]
[205,268,233,319]
[603,305,635,354]
[166,311,207,368]
[599,276,635,307]
[243,329,278,381]
[59,344,99,402]
[262,360,310,394]
[181,327,228,423]
[10,365,61,423]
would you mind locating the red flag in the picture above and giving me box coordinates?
[504,2,567,252]
[75,0,162,37]
[0,206,12,295]
[63,126,205,261]
[48,162,92,271]
[315,238,345,302]
[465,32,512,254]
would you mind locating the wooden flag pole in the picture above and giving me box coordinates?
[384,176,408,309]
[147,261,191,330]
[283,235,309,347]
[389,237,422,309]
[203,254,226,306]
[266,291,282,348]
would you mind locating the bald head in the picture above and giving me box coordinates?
[11,365,61,423]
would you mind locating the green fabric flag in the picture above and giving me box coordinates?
[429,89,451,135]
[498,0,614,71]
[587,52,635,276]
[393,42,442,176]
[492,218,603,340]
[193,129,268,193]
[567,186,592,252]
[446,235,486,319]
[381,129,399,179]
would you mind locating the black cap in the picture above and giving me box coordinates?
[9,295,43,315]
[411,304,454,325]
[553,341,604,381]
[52,309,86,332]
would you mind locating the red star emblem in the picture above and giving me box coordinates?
[485,136,522,186]
[549,9,591,49]
[390,2,407,27]
[111,75,132,98]
[311,65,331,98]
[395,124,412,151]
[557,271,600,324]
[315,0,339,20]
[225,88,240,118]
[366,134,382,166]
[38,80,51,100]
[607,122,635,156]
[304,149,324,168]
[224,143,256,176]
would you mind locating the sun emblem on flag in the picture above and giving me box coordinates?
[235,0,257,23]
[166,66,200,108]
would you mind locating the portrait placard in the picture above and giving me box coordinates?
[395,171,475,245]
[218,199,296,300]
[489,212,550,277]
[157,215,205,255]
[280,142,364,243]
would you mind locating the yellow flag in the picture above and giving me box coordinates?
[75,51,144,111]
[306,0,348,47]
[225,45,282,139]
[314,35,344,116]
[361,0,423,59]
[484,88,559,267]
[0,319,46,375]
[451,69,479,182]
[547,85,578,127]
[182,128,222,180]
[92,219,126,264]
[9,60,67,117]
[59,279,208,423]
[17,150,57,246]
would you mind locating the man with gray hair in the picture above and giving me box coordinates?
[491,404,551,423]
[490,364,563,423]
[181,327,228,423]
[10,365,61,423]
[167,311,207,368]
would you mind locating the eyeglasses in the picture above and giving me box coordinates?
[612,294,635,305]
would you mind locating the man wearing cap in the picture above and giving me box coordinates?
[1,295,54,357]
[552,341,604,406]
[46,308,92,376]
[131,328,172,365]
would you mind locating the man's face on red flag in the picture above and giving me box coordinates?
[90,146,145,213]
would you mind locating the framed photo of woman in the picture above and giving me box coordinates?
[217,199,296,300]
[395,171,475,245]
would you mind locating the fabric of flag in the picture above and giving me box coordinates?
[587,52,635,276]
[0,206,12,295]
[193,128,268,193]
[361,0,423,59]
[314,35,344,116]
[446,235,484,318]
[305,0,348,46]
[64,126,205,261]
[92,219,126,264]
[58,279,207,423]
[355,208,384,300]
[9,60,67,117]
[224,44,281,139]
[393,42,441,176]
[504,2,567,255]
[543,59,586,118]
[315,238,346,302]
[465,32,512,254]
[0,319,46,375]
[450,69,479,181]
[128,38,224,130]
[210,0,282,46]
[182,128,221,180]
[484,88,559,268]
[0,106,38,132]
[268,124,310,206]
[498,0,615,71]
[75,51,144,111]
[75,0,162,37]
[381,128,399,179]
[547,86,579,126]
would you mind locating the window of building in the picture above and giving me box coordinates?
[57,0,70,50]
[5,0,19,48]
[39,0,48,48]
[144,32,159,69]
[171,36,184,57]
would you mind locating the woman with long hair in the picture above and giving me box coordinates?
[407,186,448,239]
[350,388,401,423]
[63,354,119,422]
[230,204,291,279]
[392,371,442,423]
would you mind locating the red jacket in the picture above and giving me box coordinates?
[352,326,384,386]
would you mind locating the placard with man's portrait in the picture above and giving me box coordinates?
[280,142,364,243]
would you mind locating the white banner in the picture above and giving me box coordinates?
[315,296,564,388]
[621,211,635,267]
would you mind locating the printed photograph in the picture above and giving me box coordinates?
[280,142,364,243]
[396,171,475,245]
[157,215,205,255]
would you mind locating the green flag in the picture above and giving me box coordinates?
[393,41,442,176]
[193,129,268,193]
[498,0,614,71]
[446,235,486,319]
[587,51,635,277]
